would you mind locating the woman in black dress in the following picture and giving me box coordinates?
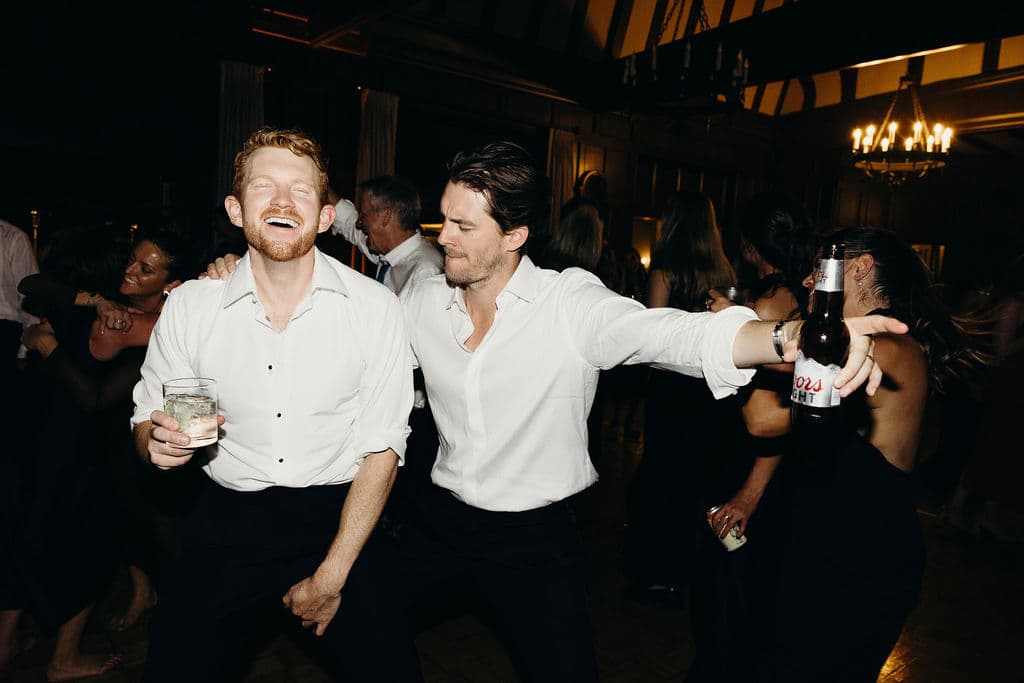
[1,225,194,680]
[623,190,739,608]
[768,227,986,682]
[689,192,816,682]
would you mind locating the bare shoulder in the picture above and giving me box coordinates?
[862,332,930,471]
[752,286,798,321]
[871,333,929,395]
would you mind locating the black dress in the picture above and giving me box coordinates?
[772,429,925,682]
[684,273,797,682]
[5,303,121,633]
[4,275,197,633]
[623,278,748,598]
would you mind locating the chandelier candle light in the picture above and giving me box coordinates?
[851,76,951,186]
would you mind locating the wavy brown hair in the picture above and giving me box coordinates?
[448,140,551,254]
[231,126,330,204]
[650,190,735,311]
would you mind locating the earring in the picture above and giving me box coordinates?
[163,289,170,297]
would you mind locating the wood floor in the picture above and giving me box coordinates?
[3,392,1021,683]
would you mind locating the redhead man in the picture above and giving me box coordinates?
[132,126,419,682]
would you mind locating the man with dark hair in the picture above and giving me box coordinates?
[328,175,443,295]
[392,139,904,680]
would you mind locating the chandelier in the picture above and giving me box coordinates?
[619,0,746,117]
[850,76,951,186]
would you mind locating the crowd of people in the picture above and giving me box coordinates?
[0,123,1004,683]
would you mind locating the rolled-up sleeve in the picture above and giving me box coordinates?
[131,296,195,430]
[688,305,759,398]
[353,292,414,463]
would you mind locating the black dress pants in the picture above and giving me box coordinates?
[391,483,600,683]
[142,480,422,683]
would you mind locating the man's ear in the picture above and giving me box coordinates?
[504,225,529,252]
[225,196,244,228]
[318,203,337,234]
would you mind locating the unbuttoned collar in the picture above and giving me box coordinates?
[444,254,540,311]
[222,248,349,309]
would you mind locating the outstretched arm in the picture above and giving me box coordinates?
[731,314,907,397]
[325,187,373,262]
[19,273,138,333]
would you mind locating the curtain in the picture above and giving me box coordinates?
[547,128,578,232]
[356,89,399,186]
[217,61,265,204]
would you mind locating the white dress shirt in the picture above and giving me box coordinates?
[131,249,414,492]
[0,219,40,326]
[400,256,758,512]
[331,198,443,295]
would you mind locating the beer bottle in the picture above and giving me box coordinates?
[791,241,849,431]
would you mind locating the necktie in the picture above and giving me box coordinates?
[375,260,390,283]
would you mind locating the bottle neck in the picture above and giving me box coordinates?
[809,256,844,319]
[810,289,844,320]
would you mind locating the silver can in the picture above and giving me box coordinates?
[707,505,748,552]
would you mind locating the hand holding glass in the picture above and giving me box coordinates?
[163,378,218,447]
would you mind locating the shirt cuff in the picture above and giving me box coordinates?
[356,425,411,466]
[331,198,358,235]
[701,305,759,399]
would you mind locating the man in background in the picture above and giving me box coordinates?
[328,176,443,532]
[328,175,443,294]
[0,218,39,378]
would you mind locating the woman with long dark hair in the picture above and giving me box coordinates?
[623,190,739,608]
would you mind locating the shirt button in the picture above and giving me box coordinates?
[276,412,282,418]
[278,458,284,463]
[268,364,273,370]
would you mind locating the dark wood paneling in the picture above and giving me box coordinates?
[651,159,679,214]
[595,112,633,141]
[603,146,632,208]
[553,103,594,133]
[503,91,554,127]
[580,143,606,175]
[633,156,656,216]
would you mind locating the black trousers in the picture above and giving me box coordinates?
[390,483,600,683]
[142,480,422,683]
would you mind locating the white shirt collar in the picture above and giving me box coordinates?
[221,248,349,309]
[445,254,541,312]
[384,231,426,266]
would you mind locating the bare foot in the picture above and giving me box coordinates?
[46,652,122,682]
[110,588,159,632]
